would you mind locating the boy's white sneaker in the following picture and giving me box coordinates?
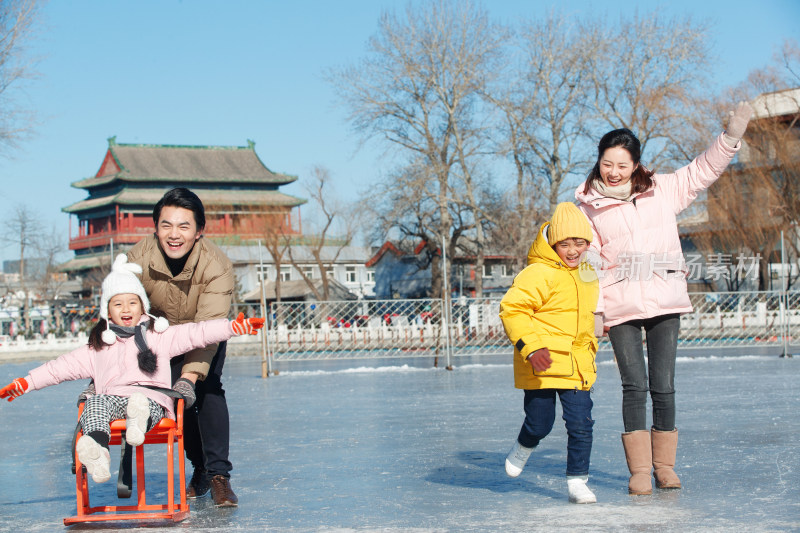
[567,475,597,504]
[505,441,534,477]
[76,435,111,483]
[125,392,151,446]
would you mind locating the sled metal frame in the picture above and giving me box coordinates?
[64,399,189,525]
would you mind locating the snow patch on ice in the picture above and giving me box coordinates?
[281,364,438,376]
[676,354,782,363]
[454,363,509,370]
[278,355,791,377]
[596,354,785,366]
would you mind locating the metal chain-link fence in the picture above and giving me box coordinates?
[1,290,797,360]
[263,290,798,365]
[684,291,793,347]
[263,299,455,362]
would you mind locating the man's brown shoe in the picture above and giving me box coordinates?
[187,469,209,498]
[210,475,238,507]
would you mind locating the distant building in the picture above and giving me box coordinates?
[740,87,800,164]
[224,245,376,302]
[2,258,47,277]
[60,137,306,277]
[366,241,516,299]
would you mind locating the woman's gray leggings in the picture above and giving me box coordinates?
[608,314,680,432]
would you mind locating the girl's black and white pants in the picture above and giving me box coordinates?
[79,394,164,438]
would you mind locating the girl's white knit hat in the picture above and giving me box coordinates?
[100,254,168,344]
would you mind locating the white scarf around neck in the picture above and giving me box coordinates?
[592,179,633,201]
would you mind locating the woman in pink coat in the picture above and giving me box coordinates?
[0,255,264,485]
[574,102,752,495]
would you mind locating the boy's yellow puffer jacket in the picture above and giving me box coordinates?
[499,223,599,391]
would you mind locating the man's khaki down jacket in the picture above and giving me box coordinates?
[128,235,234,379]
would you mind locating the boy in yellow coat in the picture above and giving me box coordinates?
[499,202,600,504]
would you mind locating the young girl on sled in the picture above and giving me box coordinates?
[0,254,264,483]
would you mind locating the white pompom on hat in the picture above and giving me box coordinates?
[100,254,168,344]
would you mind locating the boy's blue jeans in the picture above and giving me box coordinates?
[607,313,680,432]
[517,388,594,476]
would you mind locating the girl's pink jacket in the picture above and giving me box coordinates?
[575,133,739,327]
[25,318,235,420]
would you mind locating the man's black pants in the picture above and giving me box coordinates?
[171,341,233,478]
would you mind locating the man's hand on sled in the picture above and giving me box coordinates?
[172,377,196,410]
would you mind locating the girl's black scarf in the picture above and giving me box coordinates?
[109,323,158,375]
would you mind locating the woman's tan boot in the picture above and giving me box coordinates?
[621,430,652,495]
[651,428,682,489]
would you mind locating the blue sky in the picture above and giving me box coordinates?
[0,0,797,264]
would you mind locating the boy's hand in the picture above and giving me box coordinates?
[528,348,552,372]
[231,312,266,336]
[0,377,29,401]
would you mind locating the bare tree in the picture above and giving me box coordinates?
[336,5,769,299]
[685,40,800,291]
[33,223,69,332]
[362,163,437,253]
[330,0,507,298]
[485,12,713,272]
[37,223,68,287]
[3,203,37,280]
[362,159,473,298]
[248,208,292,305]
[232,203,292,335]
[690,165,784,291]
[488,14,596,270]
[450,159,495,297]
[287,166,356,301]
[0,0,42,151]
[481,187,547,274]
[751,115,800,288]
[0,205,69,334]
[739,44,800,289]
[495,15,595,212]
[2,203,39,332]
[583,13,714,169]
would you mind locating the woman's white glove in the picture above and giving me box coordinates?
[723,101,753,147]
[594,313,605,338]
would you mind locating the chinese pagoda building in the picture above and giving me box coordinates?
[61,137,305,277]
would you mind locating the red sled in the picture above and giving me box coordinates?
[64,398,189,525]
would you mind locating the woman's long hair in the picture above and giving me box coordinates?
[582,128,655,195]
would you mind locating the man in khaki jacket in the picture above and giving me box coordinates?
[127,187,238,507]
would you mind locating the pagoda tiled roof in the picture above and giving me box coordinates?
[58,252,112,272]
[62,187,306,214]
[72,138,297,188]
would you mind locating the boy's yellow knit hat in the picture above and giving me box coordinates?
[548,202,593,244]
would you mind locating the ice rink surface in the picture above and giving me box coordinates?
[0,351,797,532]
